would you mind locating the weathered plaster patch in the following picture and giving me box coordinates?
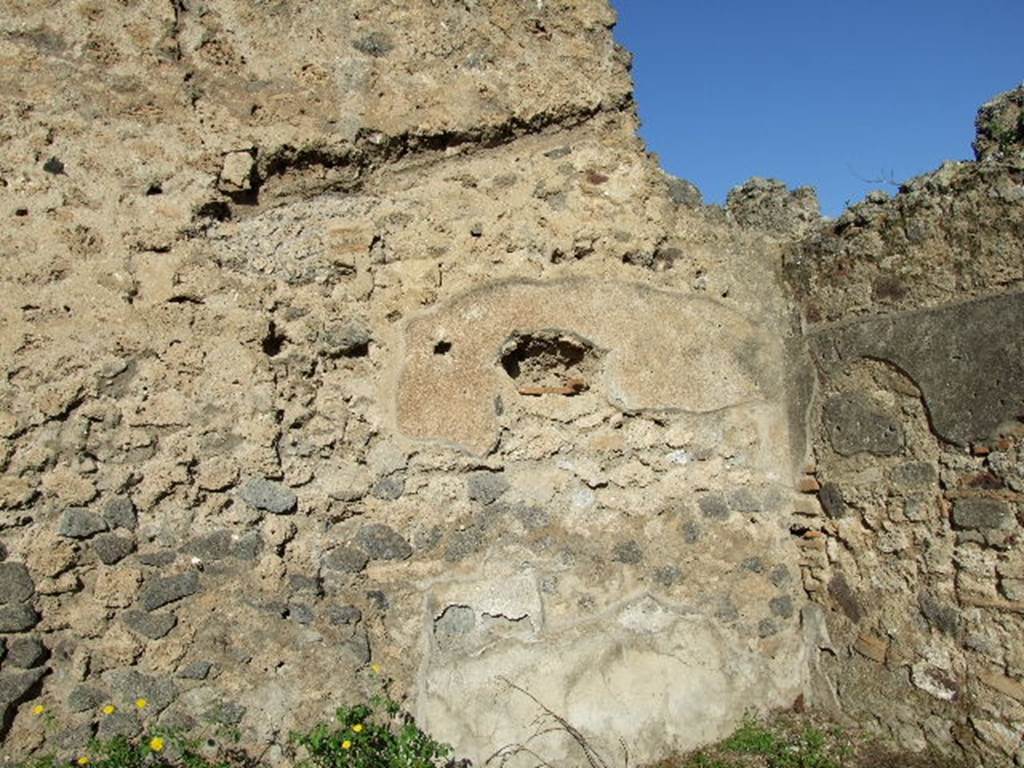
[396,279,781,452]
[415,593,805,767]
[809,291,1024,446]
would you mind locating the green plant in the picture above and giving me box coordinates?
[16,696,259,768]
[17,730,252,768]
[682,754,737,768]
[18,673,457,768]
[723,719,780,755]
[677,715,850,768]
[289,695,453,768]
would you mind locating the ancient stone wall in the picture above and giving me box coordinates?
[783,86,1024,767]
[0,2,812,765]
[1,0,1021,765]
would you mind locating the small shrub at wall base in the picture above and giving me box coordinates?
[17,730,255,768]
[289,696,455,768]
[15,681,453,768]
[647,715,853,768]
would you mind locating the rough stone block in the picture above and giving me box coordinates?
[123,609,177,640]
[322,546,369,574]
[728,487,762,515]
[0,562,35,604]
[890,461,938,490]
[822,394,904,457]
[181,530,234,562]
[5,636,47,668]
[466,472,509,505]
[769,564,791,587]
[853,633,888,663]
[0,668,46,736]
[325,605,362,626]
[817,482,845,519]
[952,497,1013,530]
[769,596,794,619]
[104,669,178,714]
[137,551,177,567]
[320,321,371,358]
[356,524,412,561]
[68,684,108,713]
[918,591,961,636]
[218,150,255,193]
[654,565,683,587]
[371,474,406,501]
[978,671,1024,703]
[51,722,96,752]
[612,540,643,564]
[239,477,297,515]
[232,532,264,561]
[102,496,137,530]
[177,661,213,680]
[827,573,862,623]
[59,507,108,539]
[138,572,200,611]
[92,533,136,565]
[0,604,39,633]
[97,712,141,740]
[697,493,730,520]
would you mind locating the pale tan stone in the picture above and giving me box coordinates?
[94,567,144,609]
[196,457,239,492]
[0,476,36,509]
[853,633,889,663]
[218,150,255,192]
[978,671,1024,703]
[41,466,97,506]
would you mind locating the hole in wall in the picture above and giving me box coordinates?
[196,200,232,222]
[262,321,287,357]
[224,186,260,207]
[499,329,602,396]
[433,340,452,355]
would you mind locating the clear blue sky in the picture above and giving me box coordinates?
[610,1,1024,216]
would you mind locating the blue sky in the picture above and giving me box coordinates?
[610,1,1024,216]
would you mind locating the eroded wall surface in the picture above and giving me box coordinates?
[0,1,809,764]
[5,0,1020,764]
[784,86,1024,767]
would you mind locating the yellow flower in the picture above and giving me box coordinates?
[102,704,117,715]
[135,698,148,709]
[342,740,352,750]
[32,704,46,716]
[77,758,91,766]
[352,724,364,733]
[150,736,166,752]
[370,663,381,674]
